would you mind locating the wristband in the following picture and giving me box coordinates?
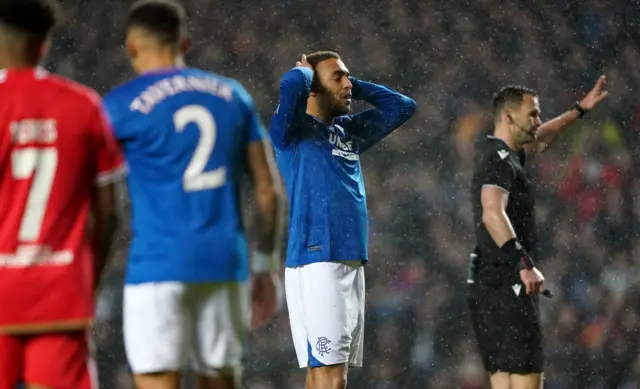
[571,101,587,118]
[252,251,280,274]
[501,238,534,271]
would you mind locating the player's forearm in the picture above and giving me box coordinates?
[350,78,416,123]
[92,183,120,287]
[255,178,285,259]
[482,209,517,248]
[93,213,118,286]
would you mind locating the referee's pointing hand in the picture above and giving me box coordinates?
[520,267,545,295]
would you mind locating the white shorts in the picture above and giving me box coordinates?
[285,261,365,368]
[123,282,249,377]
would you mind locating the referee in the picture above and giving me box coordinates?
[467,77,608,389]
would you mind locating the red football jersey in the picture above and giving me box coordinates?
[0,68,124,332]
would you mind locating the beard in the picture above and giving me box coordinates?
[518,127,537,145]
[315,84,351,117]
[332,101,351,116]
[322,93,350,116]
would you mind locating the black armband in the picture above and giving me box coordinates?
[571,101,587,118]
[502,238,534,271]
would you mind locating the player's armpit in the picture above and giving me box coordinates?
[245,139,286,259]
[480,185,517,248]
[92,182,119,289]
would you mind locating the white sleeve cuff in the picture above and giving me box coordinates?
[96,164,127,187]
[481,184,509,194]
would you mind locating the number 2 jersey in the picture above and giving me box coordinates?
[0,68,124,331]
[104,67,267,285]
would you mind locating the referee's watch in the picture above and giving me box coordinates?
[571,101,587,118]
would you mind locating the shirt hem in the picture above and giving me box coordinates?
[285,257,369,268]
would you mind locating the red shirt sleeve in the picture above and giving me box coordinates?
[91,100,125,187]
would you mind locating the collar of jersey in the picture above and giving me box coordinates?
[487,135,511,150]
[308,114,346,135]
[309,114,333,125]
[142,66,184,76]
[0,66,47,81]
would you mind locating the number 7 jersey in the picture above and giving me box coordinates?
[0,68,124,330]
[104,68,268,285]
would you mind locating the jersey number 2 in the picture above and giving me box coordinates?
[11,148,58,242]
[173,105,226,192]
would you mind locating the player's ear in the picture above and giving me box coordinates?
[503,109,512,124]
[38,40,50,64]
[179,36,191,55]
[125,36,138,61]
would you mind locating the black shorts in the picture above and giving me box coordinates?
[467,278,544,374]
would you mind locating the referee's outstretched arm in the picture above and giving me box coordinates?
[523,75,608,159]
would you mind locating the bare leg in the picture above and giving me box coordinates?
[306,364,348,389]
[195,367,239,389]
[510,373,543,389]
[489,372,511,389]
[132,371,181,389]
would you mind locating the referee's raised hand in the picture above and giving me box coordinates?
[520,267,545,295]
[579,75,608,110]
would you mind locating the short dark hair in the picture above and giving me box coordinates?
[0,0,60,42]
[493,85,537,120]
[126,0,187,45]
[306,51,341,93]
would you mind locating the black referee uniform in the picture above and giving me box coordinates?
[467,135,543,374]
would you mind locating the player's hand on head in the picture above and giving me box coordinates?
[295,54,313,72]
[520,267,545,295]
[580,75,609,110]
[250,272,280,330]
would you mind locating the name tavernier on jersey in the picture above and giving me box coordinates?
[105,68,266,285]
[472,135,538,269]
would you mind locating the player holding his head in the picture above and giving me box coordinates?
[272,52,416,388]
[467,77,608,389]
[0,1,124,388]
[104,1,285,389]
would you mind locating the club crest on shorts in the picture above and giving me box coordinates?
[316,337,331,356]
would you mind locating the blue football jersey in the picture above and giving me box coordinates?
[104,68,267,284]
[271,67,416,267]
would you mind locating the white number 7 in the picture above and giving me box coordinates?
[173,105,226,192]
[11,148,58,242]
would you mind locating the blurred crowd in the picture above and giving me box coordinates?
[46,0,640,388]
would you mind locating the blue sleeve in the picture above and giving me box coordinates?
[235,84,268,144]
[345,78,417,152]
[269,67,313,149]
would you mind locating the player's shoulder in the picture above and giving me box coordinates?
[103,74,163,122]
[190,68,252,102]
[104,75,147,105]
[478,135,512,161]
[37,72,102,109]
[195,69,258,115]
